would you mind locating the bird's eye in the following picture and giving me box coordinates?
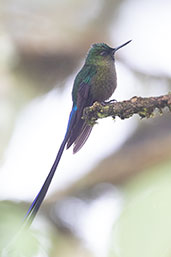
[100,51,107,56]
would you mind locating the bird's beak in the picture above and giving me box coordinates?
[113,40,132,53]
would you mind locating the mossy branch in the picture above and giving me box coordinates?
[83,93,171,125]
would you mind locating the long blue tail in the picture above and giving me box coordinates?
[24,106,77,227]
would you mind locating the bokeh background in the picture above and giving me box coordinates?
[0,0,171,256]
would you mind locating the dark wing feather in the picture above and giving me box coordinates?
[73,123,92,153]
[66,81,92,149]
[66,64,97,152]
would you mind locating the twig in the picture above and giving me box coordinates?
[83,93,171,125]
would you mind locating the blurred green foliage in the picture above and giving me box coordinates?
[110,161,171,257]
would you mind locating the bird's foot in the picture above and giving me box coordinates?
[101,99,117,106]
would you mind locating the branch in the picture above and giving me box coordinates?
[83,93,171,125]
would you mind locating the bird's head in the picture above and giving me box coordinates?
[85,40,131,65]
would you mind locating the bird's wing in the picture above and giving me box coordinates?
[66,65,96,152]
[73,122,93,153]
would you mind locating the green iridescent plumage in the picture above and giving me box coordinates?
[24,40,131,227]
[72,43,116,105]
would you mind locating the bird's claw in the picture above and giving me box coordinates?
[101,99,117,106]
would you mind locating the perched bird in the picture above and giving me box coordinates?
[24,40,131,226]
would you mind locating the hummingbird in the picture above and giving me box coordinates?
[24,40,131,226]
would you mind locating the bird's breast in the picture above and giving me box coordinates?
[90,64,117,102]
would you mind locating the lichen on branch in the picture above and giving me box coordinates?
[83,93,171,125]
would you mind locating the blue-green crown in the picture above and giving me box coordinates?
[91,43,113,51]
